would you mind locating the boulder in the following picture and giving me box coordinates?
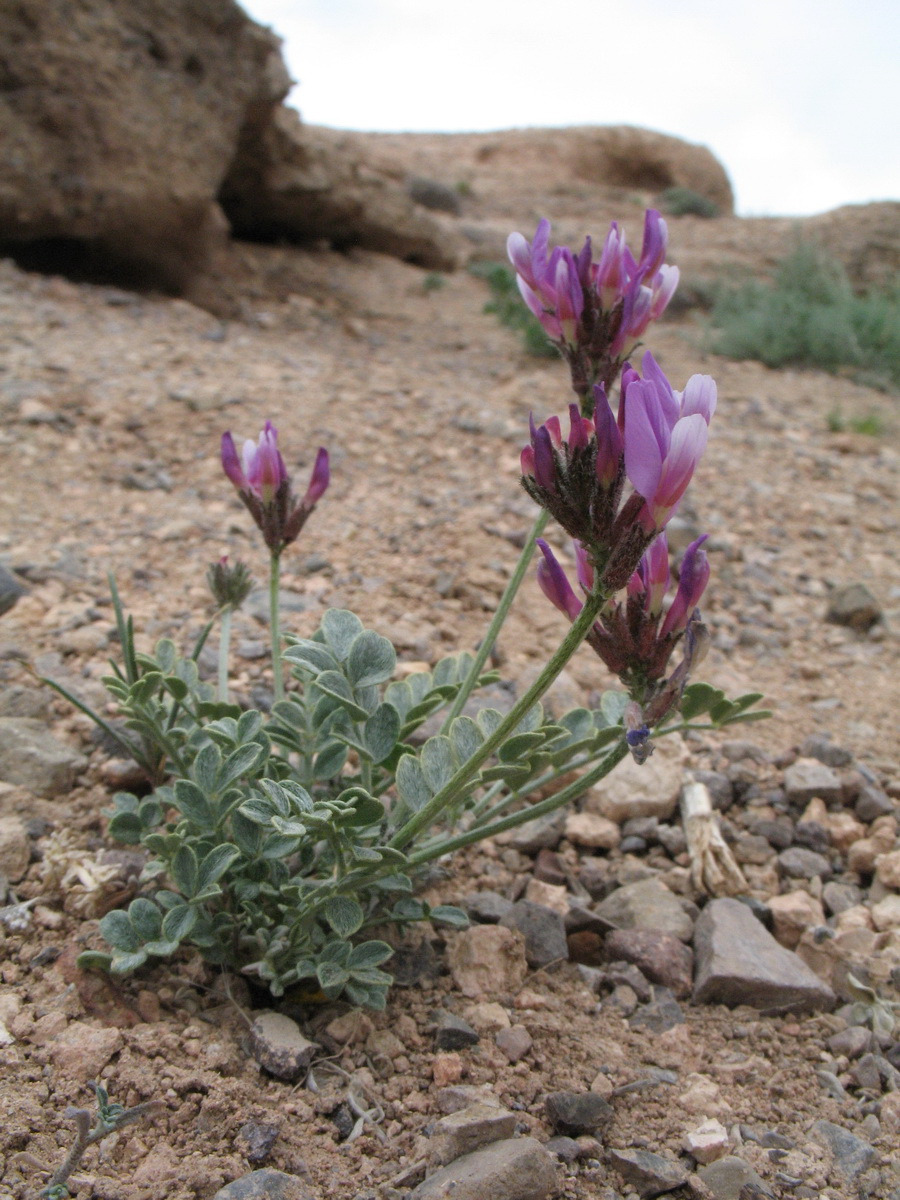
[0,0,289,287]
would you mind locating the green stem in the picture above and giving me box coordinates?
[218,607,232,704]
[269,551,283,704]
[441,509,550,731]
[406,738,628,865]
[389,586,607,851]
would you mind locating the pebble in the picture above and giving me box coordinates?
[544,1090,613,1136]
[628,986,685,1033]
[411,1136,557,1200]
[783,757,843,804]
[825,582,882,631]
[432,1052,463,1086]
[426,1102,517,1169]
[586,733,685,822]
[692,898,836,1012]
[501,812,564,854]
[684,1117,731,1164]
[211,1170,316,1200]
[607,1147,688,1198]
[767,891,826,949]
[0,815,30,881]
[603,929,694,998]
[495,1024,532,1063]
[0,685,49,719]
[697,1155,768,1200]
[463,890,514,924]
[855,783,895,822]
[564,811,621,849]
[0,717,87,797]
[499,900,568,968]
[821,881,863,915]
[594,879,695,943]
[799,733,853,767]
[808,1119,877,1179]
[447,925,528,997]
[432,1011,480,1051]
[777,846,832,880]
[826,1025,872,1058]
[248,1012,318,1081]
[235,1121,280,1164]
[874,848,900,888]
[52,1022,124,1078]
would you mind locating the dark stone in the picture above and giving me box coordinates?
[410,1136,557,1200]
[432,1011,480,1051]
[822,881,862,916]
[533,847,567,885]
[500,900,568,968]
[809,1119,877,1178]
[211,1170,315,1200]
[856,784,895,822]
[693,769,735,810]
[0,565,27,617]
[600,961,653,1003]
[544,1135,581,1162]
[608,1148,688,1198]
[799,733,853,768]
[544,1090,613,1136]
[793,821,831,854]
[619,836,648,854]
[628,986,685,1033]
[655,823,687,856]
[693,898,835,1012]
[236,1121,280,1164]
[825,583,882,632]
[604,929,693,999]
[778,846,832,880]
[748,818,793,851]
[331,1103,355,1140]
[464,890,514,924]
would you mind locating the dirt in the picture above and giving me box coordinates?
[1,143,899,1200]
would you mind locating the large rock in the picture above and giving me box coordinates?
[220,114,463,270]
[693,898,835,1012]
[585,733,686,822]
[0,718,87,797]
[0,0,289,287]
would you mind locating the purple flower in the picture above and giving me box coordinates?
[536,539,583,620]
[221,423,330,554]
[621,352,716,532]
[660,535,710,637]
[627,533,670,618]
[507,221,585,346]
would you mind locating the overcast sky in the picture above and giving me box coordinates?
[241,0,899,218]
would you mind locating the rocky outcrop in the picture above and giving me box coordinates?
[220,113,463,270]
[0,0,290,287]
[0,0,460,289]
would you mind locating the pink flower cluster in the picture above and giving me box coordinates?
[221,421,329,554]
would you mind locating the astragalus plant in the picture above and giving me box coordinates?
[57,210,765,1008]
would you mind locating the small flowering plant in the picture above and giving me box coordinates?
[49,209,766,1010]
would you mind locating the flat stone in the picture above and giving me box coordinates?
[463,890,514,924]
[235,1122,280,1165]
[447,925,528,998]
[684,1117,730,1164]
[411,1136,557,1200]
[777,846,832,880]
[826,1026,873,1059]
[809,1119,877,1179]
[52,1022,124,1078]
[594,879,694,943]
[855,783,895,822]
[0,718,87,797]
[783,757,843,804]
[825,582,882,631]
[564,811,621,849]
[426,1101,517,1168]
[501,812,564,854]
[607,1147,688,1198]
[604,929,693,998]
[544,1091,613,1136]
[432,1011,480,1051]
[586,733,686,822]
[212,1170,316,1200]
[693,898,835,1012]
[697,1155,768,1200]
[799,733,853,767]
[822,881,863,916]
[248,1012,318,1081]
[495,1024,532,1063]
[0,685,49,719]
[500,900,568,968]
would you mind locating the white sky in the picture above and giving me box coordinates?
[241,0,899,218]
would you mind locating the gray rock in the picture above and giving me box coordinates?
[799,733,853,768]
[426,1102,517,1169]
[407,176,463,215]
[544,1090,613,1135]
[822,881,863,916]
[432,1011,480,1051]
[783,757,843,804]
[235,1121,280,1164]
[211,1170,315,1200]
[692,769,734,810]
[248,1012,318,1081]
[0,717,87,797]
[604,930,693,999]
[856,783,895,822]
[778,846,832,880]
[600,961,653,1003]
[594,879,694,943]
[0,685,49,719]
[825,583,882,631]
[628,986,685,1033]
[809,1119,877,1178]
[503,812,565,855]
[849,1052,881,1091]
[495,1024,532,1063]
[543,1136,581,1162]
[464,890,514,924]
[411,1136,557,1200]
[607,1148,688,1198]
[0,565,26,616]
[826,1025,873,1059]
[693,897,835,1012]
[697,1155,769,1200]
[500,900,568,969]
[246,588,315,624]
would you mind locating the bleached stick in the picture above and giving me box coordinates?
[680,776,747,896]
